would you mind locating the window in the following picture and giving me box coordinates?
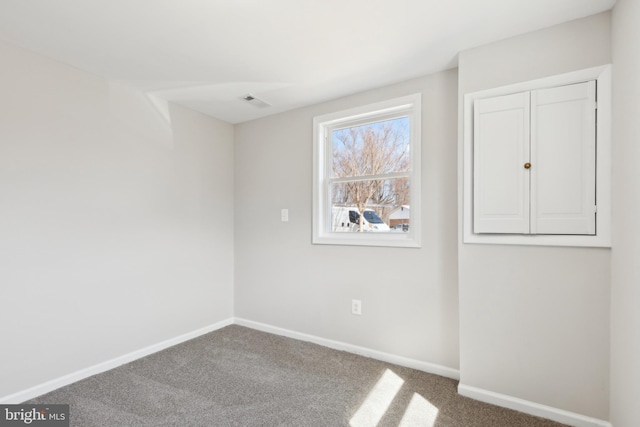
[313,94,421,247]
[463,65,611,247]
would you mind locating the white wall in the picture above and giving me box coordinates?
[457,13,611,419]
[234,70,460,370]
[0,40,235,399]
[611,0,640,425]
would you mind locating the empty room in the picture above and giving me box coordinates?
[0,1,638,426]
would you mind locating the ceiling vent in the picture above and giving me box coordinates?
[242,93,271,108]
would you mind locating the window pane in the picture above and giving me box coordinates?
[332,117,410,178]
[330,178,411,233]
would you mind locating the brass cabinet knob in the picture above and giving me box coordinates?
[524,162,531,169]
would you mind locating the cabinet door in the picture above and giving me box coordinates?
[473,92,530,234]
[530,81,596,235]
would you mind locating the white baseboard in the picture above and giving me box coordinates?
[0,318,234,404]
[458,384,612,427]
[233,317,460,380]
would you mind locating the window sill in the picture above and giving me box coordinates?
[463,232,610,248]
[313,232,421,248]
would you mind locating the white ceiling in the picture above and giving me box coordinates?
[0,0,616,123]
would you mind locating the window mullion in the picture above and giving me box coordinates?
[328,171,410,184]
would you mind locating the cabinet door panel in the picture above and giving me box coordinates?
[530,81,596,235]
[473,92,530,234]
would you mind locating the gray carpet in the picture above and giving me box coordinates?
[28,325,568,426]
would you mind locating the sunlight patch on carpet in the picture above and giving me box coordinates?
[349,369,404,427]
[398,392,438,426]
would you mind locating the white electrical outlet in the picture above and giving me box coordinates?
[352,299,362,315]
[281,209,289,222]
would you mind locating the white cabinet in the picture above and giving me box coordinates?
[473,91,530,234]
[473,81,596,236]
[463,65,611,247]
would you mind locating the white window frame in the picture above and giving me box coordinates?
[462,65,612,247]
[313,94,422,248]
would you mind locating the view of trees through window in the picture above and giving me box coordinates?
[330,116,411,233]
